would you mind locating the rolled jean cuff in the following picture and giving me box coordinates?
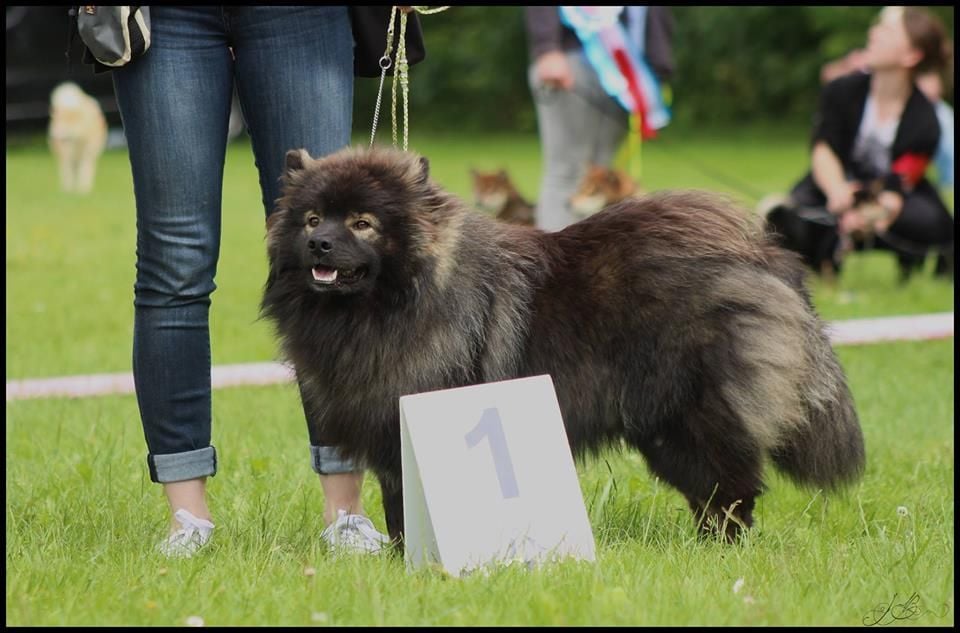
[148,446,217,483]
[311,445,361,475]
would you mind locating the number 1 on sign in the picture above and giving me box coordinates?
[465,407,520,499]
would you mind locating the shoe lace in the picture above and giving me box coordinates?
[343,513,389,545]
[157,509,214,558]
[169,509,214,544]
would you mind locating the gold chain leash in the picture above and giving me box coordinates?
[370,6,450,151]
[368,7,398,148]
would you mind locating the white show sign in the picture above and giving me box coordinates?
[400,374,596,576]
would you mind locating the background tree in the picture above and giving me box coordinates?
[354,6,954,134]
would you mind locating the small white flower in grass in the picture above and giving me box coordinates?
[732,578,745,594]
[304,566,317,577]
[185,615,204,627]
[743,595,756,605]
[897,506,909,517]
[311,612,329,623]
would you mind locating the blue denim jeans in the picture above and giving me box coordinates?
[112,6,359,483]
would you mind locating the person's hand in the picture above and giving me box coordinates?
[397,6,414,14]
[534,51,574,91]
[872,190,903,232]
[839,209,861,234]
[825,181,861,215]
[821,48,868,84]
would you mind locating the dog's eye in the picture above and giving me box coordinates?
[354,220,371,230]
[307,216,320,227]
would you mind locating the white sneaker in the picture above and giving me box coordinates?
[158,508,215,558]
[321,509,390,554]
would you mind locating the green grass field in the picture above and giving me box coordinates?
[5,129,954,625]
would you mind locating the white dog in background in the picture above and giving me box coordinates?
[48,82,108,194]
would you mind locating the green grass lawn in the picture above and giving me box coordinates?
[5,128,954,378]
[5,129,954,625]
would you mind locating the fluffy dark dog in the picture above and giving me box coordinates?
[262,147,865,546]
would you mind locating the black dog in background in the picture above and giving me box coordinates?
[761,181,952,282]
[762,196,843,280]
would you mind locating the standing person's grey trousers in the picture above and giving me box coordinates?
[528,49,629,232]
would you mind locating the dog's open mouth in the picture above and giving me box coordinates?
[312,265,368,286]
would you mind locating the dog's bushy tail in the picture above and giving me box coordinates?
[769,322,865,490]
[708,260,865,492]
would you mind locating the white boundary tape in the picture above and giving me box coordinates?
[6,313,953,402]
[6,362,297,402]
[825,312,953,346]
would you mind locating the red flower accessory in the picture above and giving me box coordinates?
[891,152,930,189]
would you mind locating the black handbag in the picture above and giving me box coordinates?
[72,5,151,74]
[349,6,426,78]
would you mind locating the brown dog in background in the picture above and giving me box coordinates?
[48,82,108,194]
[471,165,641,227]
[570,164,641,218]
[471,168,536,225]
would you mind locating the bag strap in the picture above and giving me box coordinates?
[65,6,80,75]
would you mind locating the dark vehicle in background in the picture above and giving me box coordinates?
[6,6,244,139]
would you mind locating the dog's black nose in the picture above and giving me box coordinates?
[307,239,333,253]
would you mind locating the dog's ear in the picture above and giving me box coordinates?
[283,148,313,184]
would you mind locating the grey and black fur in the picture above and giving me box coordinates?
[262,147,865,545]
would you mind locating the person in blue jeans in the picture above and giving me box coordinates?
[112,6,389,557]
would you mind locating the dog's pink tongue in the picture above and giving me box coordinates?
[312,266,337,282]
